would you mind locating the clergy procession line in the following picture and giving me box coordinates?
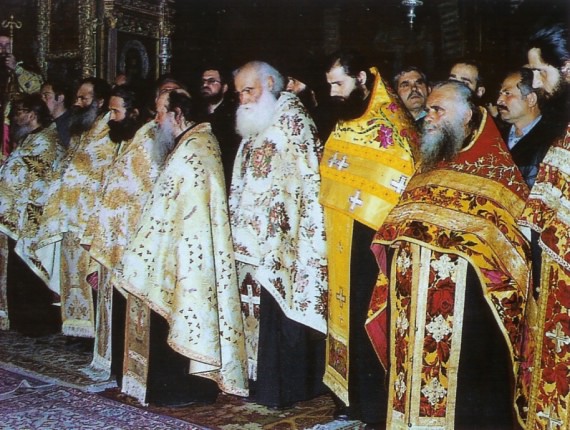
[0,23,569,430]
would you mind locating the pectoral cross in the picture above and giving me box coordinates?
[348,190,363,212]
[240,282,260,316]
[390,174,408,194]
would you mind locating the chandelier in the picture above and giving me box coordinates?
[401,0,423,29]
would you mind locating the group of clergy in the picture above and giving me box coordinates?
[0,22,569,430]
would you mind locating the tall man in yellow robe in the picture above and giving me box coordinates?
[115,89,248,405]
[33,77,113,342]
[366,81,531,429]
[514,24,570,430]
[0,94,64,330]
[79,85,155,381]
[319,50,417,425]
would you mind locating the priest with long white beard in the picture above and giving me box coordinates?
[229,61,328,408]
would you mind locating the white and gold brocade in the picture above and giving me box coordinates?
[115,123,249,401]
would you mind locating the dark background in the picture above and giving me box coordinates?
[171,0,568,100]
[1,0,569,103]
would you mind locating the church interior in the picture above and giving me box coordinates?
[0,0,568,429]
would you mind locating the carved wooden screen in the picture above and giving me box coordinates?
[103,0,174,84]
[37,0,173,84]
[37,0,98,82]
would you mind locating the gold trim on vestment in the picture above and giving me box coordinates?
[387,245,468,429]
[409,169,527,217]
[321,68,417,405]
[122,294,151,405]
[384,201,529,291]
[322,209,352,406]
[525,254,570,430]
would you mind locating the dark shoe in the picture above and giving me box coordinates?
[363,422,386,429]
[334,404,350,421]
[267,403,293,411]
[64,336,94,353]
[153,399,203,408]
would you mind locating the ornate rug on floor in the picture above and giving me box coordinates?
[102,387,364,430]
[0,330,116,392]
[0,367,204,430]
[0,330,368,429]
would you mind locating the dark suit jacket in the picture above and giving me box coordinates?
[501,116,561,188]
[199,97,240,194]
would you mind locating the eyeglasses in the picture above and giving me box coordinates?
[202,78,221,86]
[14,108,30,114]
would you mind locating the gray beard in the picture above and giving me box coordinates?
[235,90,277,139]
[153,119,176,164]
[11,124,35,144]
[419,119,466,171]
[69,102,100,136]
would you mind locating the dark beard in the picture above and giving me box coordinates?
[329,86,368,121]
[10,124,34,144]
[419,120,466,172]
[200,90,224,106]
[108,116,140,143]
[539,81,570,129]
[69,102,100,136]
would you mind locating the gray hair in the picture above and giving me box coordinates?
[431,80,482,129]
[234,61,285,96]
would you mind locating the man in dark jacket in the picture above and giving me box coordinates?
[496,67,560,187]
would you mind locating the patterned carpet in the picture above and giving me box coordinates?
[0,330,116,392]
[0,330,367,429]
[102,387,351,430]
[0,367,204,429]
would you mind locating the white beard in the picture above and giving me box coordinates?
[235,90,278,139]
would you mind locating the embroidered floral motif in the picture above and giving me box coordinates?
[396,310,410,337]
[251,139,276,179]
[395,371,407,400]
[268,202,291,237]
[376,124,394,148]
[421,377,447,406]
[230,92,328,336]
[426,315,452,342]
[396,250,412,275]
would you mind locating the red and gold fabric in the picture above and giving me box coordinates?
[366,110,531,428]
[516,124,570,430]
[319,68,417,405]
